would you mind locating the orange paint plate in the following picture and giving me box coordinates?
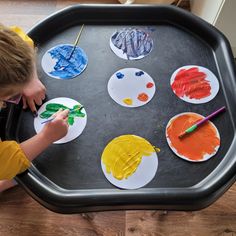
[166,112,220,162]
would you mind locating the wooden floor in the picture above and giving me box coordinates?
[0,185,236,235]
[0,1,236,235]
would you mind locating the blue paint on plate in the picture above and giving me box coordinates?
[116,72,125,79]
[135,71,144,76]
[111,28,153,60]
[45,44,88,79]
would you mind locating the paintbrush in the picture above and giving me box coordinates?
[178,106,226,139]
[67,24,84,60]
[41,106,83,124]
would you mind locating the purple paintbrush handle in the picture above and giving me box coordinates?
[196,106,226,126]
[41,117,55,124]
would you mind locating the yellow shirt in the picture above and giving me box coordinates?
[0,26,32,179]
[0,141,30,180]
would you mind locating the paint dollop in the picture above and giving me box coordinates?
[166,113,220,161]
[102,135,155,180]
[116,72,124,79]
[146,82,154,88]
[123,98,133,105]
[171,67,211,99]
[137,93,149,102]
[135,71,144,76]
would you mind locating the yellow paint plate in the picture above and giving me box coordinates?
[101,134,158,189]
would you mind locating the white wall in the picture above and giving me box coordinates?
[191,0,236,57]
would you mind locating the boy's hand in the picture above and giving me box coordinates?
[22,65,46,114]
[41,109,69,143]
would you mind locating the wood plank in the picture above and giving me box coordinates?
[126,184,236,236]
[0,0,118,30]
[0,15,48,31]
[0,187,125,236]
[0,184,236,236]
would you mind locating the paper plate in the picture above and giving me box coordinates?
[108,68,156,107]
[110,28,153,60]
[41,44,88,79]
[101,135,158,189]
[34,97,87,144]
[166,112,220,162]
[170,65,219,104]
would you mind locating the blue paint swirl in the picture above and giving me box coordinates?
[135,71,144,76]
[111,28,153,60]
[48,44,88,79]
[116,72,124,79]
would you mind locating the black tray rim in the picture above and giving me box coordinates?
[5,4,236,213]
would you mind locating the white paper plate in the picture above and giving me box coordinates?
[41,44,88,80]
[110,28,153,60]
[170,65,219,104]
[101,135,158,189]
[108,68,156,107]
[34,97,87,144]
[166,112,220,162]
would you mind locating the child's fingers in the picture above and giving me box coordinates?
[64,117,69,126]
[41,94,46,101]
[52,108,63,118]
[27,99,37,113]
[22,97,27,109]
[58,109,70,119]
[54,109,69,119]
[35,97,43,106]
[64,117,68,122]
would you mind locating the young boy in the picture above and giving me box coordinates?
[0,24,69,192]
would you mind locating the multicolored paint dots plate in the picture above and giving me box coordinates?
[101,135,158,189]
[166,112,220,162]
[34,97,87,144]
[110,28,154,60]
[107,68,156,107]
[170,65,220,104]
[41,44,88,80]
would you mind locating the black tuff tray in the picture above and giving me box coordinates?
[5,4,236,213]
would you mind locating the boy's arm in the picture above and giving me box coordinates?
[0,110,69,180]
[19,131,52,162]
[20,109,69,161]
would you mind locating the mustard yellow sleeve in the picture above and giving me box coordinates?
[10,26,34,47]
[0,141,30,180]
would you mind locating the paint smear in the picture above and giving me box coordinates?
[171,67,211,99]
[40,103,85,126]
[111,28,153,60]
[123,98,133,105]
[34,98,87,144]
[102,135,155,180]
[166,113,220,161]
[137,93,149,102]
[42,44,88,79]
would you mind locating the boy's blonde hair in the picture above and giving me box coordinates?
[0,24,34,96]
